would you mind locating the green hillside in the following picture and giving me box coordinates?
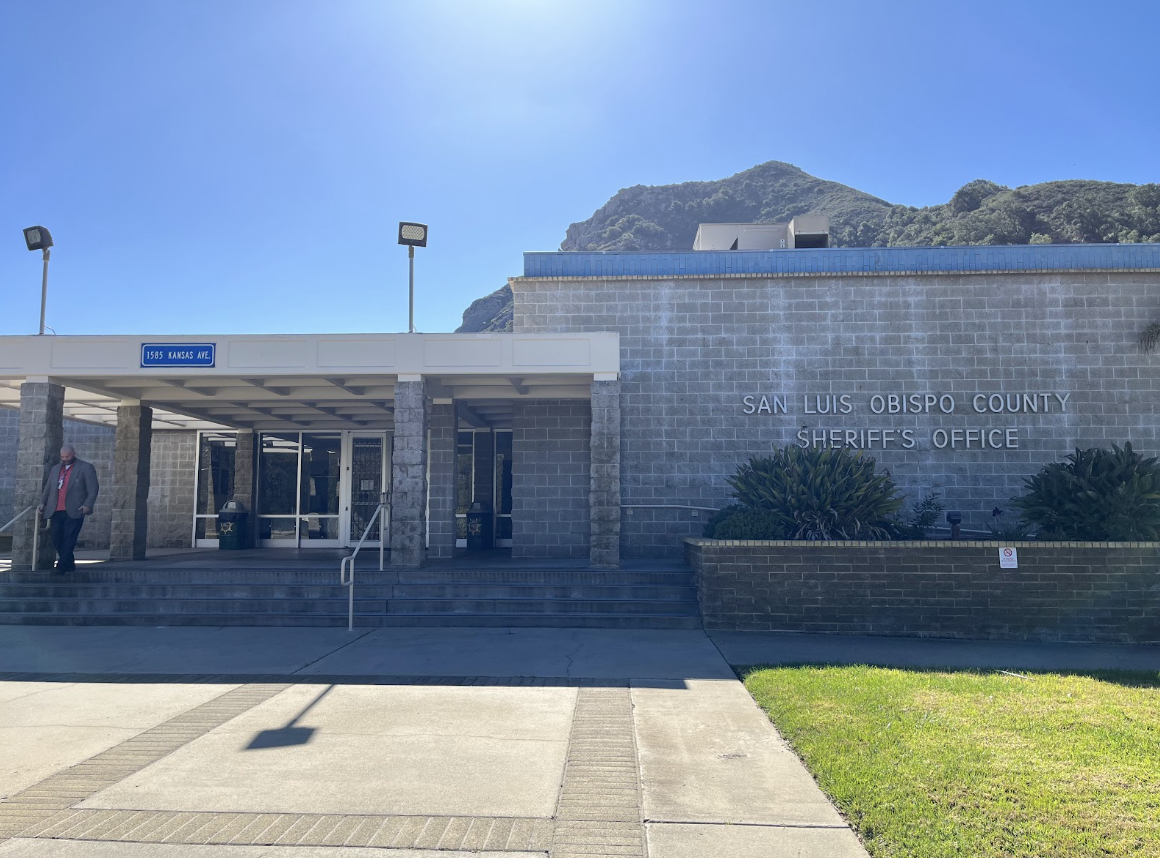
[456,161,1160,332]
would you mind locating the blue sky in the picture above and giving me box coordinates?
[3,0,1158,336]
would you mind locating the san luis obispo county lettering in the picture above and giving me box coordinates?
[741,391,1073,451]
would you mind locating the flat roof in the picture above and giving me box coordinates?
[521,243,1160,279]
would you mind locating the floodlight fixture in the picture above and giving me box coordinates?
[24,225,53,252]
[23,226,54,335]
[398,221,428,333]
[397,222,428,247]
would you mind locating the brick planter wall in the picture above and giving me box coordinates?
[685,538,1160,643]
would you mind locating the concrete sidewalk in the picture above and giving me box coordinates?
[0,626,867,858]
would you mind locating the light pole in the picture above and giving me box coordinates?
[397,222,428,333]
[23,226,54,335]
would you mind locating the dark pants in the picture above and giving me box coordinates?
[50,511,85,571]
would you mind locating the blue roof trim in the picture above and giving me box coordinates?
[522,244,1160,278]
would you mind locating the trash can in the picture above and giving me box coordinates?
[466,500,493,550]
[217,500,251,550]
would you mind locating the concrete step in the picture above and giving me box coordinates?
[0,592,699,616]
[0,612,702,629]
[0,613,352,627]
[387,598,700,616]
[0,598,386,615]
[0,582,695,601]
[368,614,703,629]
[391,584,697,600]
[0,584,396,599]
[0,560,703,629]
[397,570,694,586]
[3,569,694,587]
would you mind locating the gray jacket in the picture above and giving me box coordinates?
[40,459,100,520]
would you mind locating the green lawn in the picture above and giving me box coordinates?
[743,665,1160,858]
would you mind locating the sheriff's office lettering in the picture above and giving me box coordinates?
[740,391,1073,451]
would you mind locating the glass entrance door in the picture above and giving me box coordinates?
[251,430,389,548]
[455,429,513,549]
[342,433,389,548]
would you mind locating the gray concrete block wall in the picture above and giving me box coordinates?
[0,406,18,526]
[147,431,196,548]
[513,270,1160,557]
[512,400,591,559]
[1,410,195,551]
[589,380,621,568]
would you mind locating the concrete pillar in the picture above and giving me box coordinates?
[110,404,153,561]
[11,381,64,572]
[590,378,621,569]
[427,402,457,560]
[390,377,429,567]
[231,429,258,545]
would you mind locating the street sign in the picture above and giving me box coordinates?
[141,343,215,368]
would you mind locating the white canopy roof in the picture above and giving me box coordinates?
[0,332,619,432]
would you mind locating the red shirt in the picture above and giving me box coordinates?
[55,464,73,512]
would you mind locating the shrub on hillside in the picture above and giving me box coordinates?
[726,445,904,540]
[1013,442,1160,541]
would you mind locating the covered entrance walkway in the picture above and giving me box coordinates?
[0,332,623,573]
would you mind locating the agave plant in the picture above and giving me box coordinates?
[726,445,904,540]
[1141,322,1160,354]
[1012,442,1160,541]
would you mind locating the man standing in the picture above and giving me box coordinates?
[36,445,100,573]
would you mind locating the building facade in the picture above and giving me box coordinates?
[2,243,1159,564]
[518,243,1160,554]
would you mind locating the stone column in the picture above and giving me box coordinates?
[426,402,457,560]
[11,381,64,572]
[590,377,621,569]
[231,429,258,546]
[389,377,429,567]
[110,404,153,561]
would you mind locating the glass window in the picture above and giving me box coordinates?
[496,430,513,516]
[456,431,473,516]
[258,517,298,540]
[473,431,494,507]
[196,432,237,515]
[259,433,300,515]
[302,434,341,516]
[302,516,341,540]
